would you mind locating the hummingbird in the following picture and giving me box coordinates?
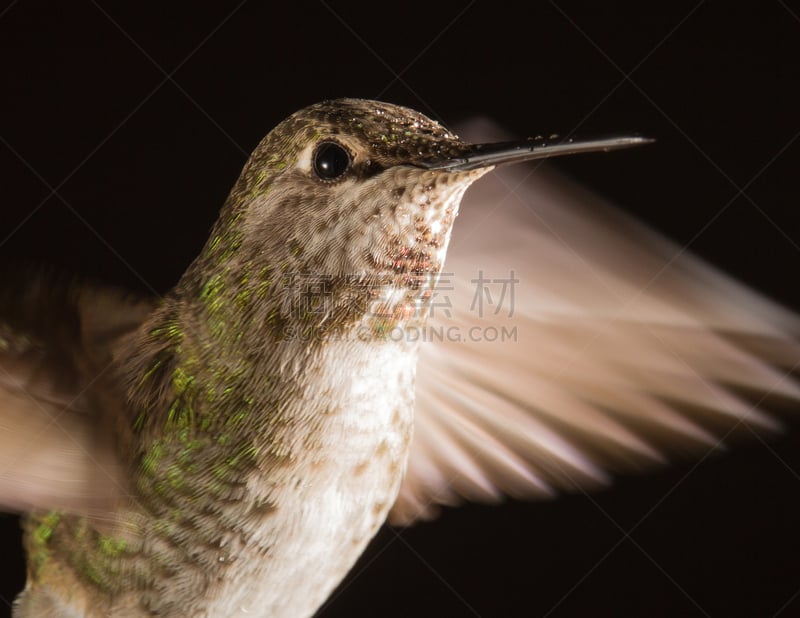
[1,99,797,617]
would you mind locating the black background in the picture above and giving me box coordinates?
[1,1,800,616]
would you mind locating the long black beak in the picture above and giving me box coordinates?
[422,136,653,172]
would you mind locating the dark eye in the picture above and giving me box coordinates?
[313,141,351,180]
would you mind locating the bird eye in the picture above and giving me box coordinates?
[313,141,351,180]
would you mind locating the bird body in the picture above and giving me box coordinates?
[11,99,491,616]
[19,334,417,617]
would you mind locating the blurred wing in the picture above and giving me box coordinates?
[390,121,800,524]
[0,273,151,516]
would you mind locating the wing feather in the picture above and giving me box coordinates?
[0,272,151,516]
[390,121,799,524]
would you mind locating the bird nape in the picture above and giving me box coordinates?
[0,99,797,618]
